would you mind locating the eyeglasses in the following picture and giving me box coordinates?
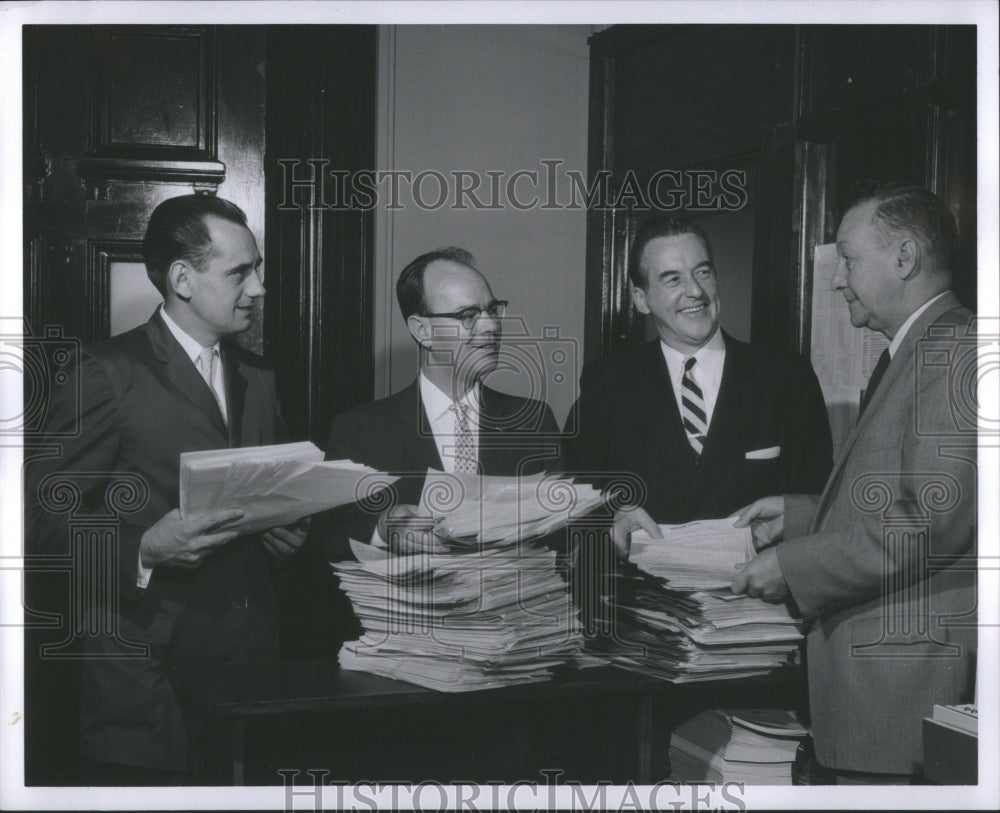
[421,300,508,330]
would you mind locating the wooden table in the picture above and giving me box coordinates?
[183,659,805,785]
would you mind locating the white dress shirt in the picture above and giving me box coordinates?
[660,328,727,432]
[419,373,481,473]
[888,291,949,359]
[160,306,228,423]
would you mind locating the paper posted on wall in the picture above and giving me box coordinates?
[179,441,398,535]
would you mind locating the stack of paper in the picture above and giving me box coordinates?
[180,441,397,535]
[334,472,601,691]
[668,708,809,785]
[599,520,805,682]
[421,470,605,545]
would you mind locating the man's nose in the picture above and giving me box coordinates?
[683,275,706,298]
[830,258,846,291]
[472,309,500,333]
[246,269,266,297]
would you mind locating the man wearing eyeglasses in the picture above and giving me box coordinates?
[314,247,561,569]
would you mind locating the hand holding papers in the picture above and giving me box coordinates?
[629,519,756,590]
[599,518,805,682]
[334,471,603,691]
[179,441,398,535]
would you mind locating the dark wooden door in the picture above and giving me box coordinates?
[21,24,376,784]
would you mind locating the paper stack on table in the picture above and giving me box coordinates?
[180,441,398,535]
[334,472,602,691]
[667,708,809,784]
[597,519,806,682]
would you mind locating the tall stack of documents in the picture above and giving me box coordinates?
[668,708,809,784]
[180,441,397,534]
[335,472,603,691]
[599,519,806,682]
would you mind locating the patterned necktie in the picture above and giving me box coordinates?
[859,348,891,418]
[196,347,226,423]
[681,357,707,456]
[451,402,478,474]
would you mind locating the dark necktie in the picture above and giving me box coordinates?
[681,357,707,455]
[859,348,891,417]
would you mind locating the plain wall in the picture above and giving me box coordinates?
[373,25,591,426]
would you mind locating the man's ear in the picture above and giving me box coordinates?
[407,314,433,348]
[896,238,918,280]
[167,260,194,301]
[631,285,651,316]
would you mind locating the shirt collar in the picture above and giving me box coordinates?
[419,372,481,423]
[659,327,726,381]
[160,305,221,362]
[888,291,949,358]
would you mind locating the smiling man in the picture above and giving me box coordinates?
[25,194,305,784]
[563,215,833,551]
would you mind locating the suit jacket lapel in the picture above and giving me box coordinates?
[809,292,964,531]
[146,311,228,438]
[220,344,246,447]
[686,334,756,510]
[398,381,443,472]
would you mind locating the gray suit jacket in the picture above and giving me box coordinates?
[776,292,977,774]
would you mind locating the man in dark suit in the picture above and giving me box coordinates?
[25,195,305,784]
[562,216,833,552]
[318,247,561,561]
[733,182,977,782]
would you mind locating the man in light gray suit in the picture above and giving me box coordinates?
[731,181,977,783]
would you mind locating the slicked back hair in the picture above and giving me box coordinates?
[143,194,249,297]
[841,180,958,275]
[628,216,714,289]
[396,247,478,320]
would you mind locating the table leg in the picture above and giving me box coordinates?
[231,718,245,785]
[638,694,653,783]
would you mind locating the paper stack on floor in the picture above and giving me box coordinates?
[668,708,809,785]
[598,519,806,682]
[335,472,603,691]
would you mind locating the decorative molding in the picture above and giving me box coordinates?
[87,240,145,342]
[78,26,224,198]
[374,24,397,399]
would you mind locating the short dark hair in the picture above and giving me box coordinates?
[628,216,714,289]
[396,247,478,320]
[142,194,249,296]
[841,180,958,274]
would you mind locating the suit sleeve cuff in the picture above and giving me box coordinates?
[136,553,153,589]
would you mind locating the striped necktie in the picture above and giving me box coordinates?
[681,357,707,455]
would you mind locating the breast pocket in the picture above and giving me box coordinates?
[741,448,784,500]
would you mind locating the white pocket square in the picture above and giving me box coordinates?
[745,446,781,460]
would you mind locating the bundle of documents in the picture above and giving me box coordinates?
[599,519,806,682]
[668,708,809,785]
[420,470,605,545]
[334,472,601,691]
[179,441,397,535]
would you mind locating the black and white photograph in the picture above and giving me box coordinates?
[1,1,997,810]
